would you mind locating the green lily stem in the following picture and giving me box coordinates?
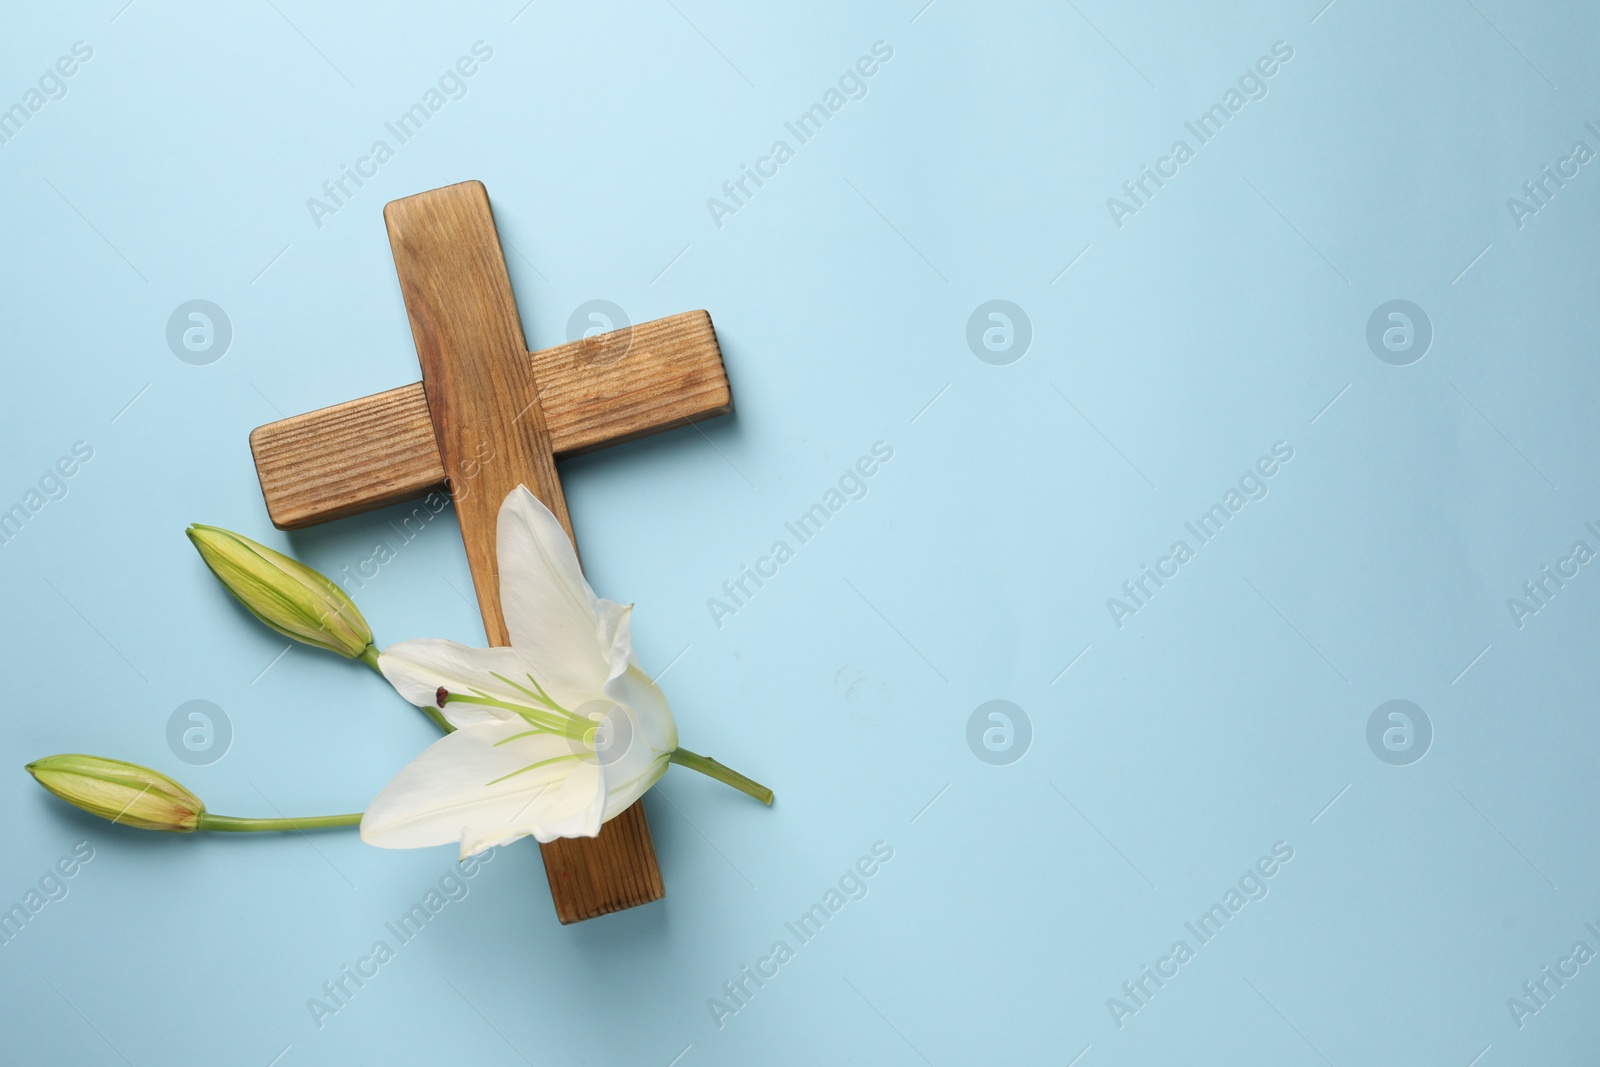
[670,747,774,805]
[356,643,455,733]
[197,812,363,832]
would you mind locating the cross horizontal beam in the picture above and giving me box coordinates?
[249,310,730,529]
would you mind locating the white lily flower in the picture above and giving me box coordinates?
[361,486,770,859]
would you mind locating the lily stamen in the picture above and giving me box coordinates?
[490,670,567,715]
[442,691,584,738]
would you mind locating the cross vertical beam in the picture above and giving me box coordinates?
[383,181,663,922]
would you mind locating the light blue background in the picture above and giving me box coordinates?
[3,1,1599,1064]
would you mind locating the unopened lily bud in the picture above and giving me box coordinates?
[187,524,374,659]
[26,755,205,832]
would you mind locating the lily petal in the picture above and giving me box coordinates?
[377,640,540,727]
[496,487,610,707]
[604,662,678,757]
[360,718,605,855]
[596,664,679,821]
[596,599,635,684]
[601,753,672,823]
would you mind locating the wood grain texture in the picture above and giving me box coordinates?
[384,180,662,924]
[386,180,574,611]
[249,310,730,530]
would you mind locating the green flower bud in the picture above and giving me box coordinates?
[187,524,374,659]
[27,755,205,832]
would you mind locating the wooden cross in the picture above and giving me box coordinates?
[247,181,731,923]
